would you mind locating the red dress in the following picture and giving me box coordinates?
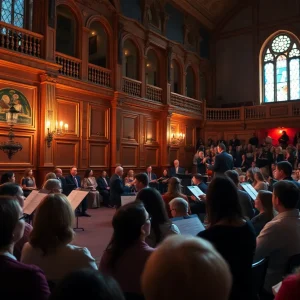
[275,274,300,300]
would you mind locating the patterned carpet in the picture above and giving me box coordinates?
[73,207,115,266]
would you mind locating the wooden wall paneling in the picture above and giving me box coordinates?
[81,101,88,169]
[121,113,139,143]
[185,126,194,146]
[121,145,138,167]
[139,115,145,168]
[88,104,110,141]
[169,147,179,165]
[145,117,159,143]
[53,140,79,168]
[145,146,159,167]
[88,142,109,168]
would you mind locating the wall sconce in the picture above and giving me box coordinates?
[170,132,185,145]
[46,120,68,148]
[124,49,129,56]
[146,137,155,143]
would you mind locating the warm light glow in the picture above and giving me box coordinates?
[146,63,151,67]
[279,130,282,134]
[59,121,63,129]
[91,31,96,35]
[124,50,129,56]
[46,121,50,129]
[64,123,68,131]
[56,121,58,129]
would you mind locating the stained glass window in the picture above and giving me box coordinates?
[262,33,300,102]
[0,0,24,28]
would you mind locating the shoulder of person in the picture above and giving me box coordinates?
[66,244,94,259]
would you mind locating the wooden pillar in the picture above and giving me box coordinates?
[141,55,146,98]
[81,27,90,81]
[161,109,172,168]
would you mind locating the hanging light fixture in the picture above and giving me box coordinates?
[0,97,22,159]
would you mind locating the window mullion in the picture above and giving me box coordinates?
[287,57,291,101]
[274,58,277,102]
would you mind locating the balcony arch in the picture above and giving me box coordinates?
[145,48,159,87]
[186,65,196,99]
[171,58,182,94]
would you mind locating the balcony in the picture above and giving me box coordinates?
[55,52,81,79]
[170,92,203,115]
[0,21,43,58]
[88,64,111,88]
[146,84,162,103]
[122,77,142,98]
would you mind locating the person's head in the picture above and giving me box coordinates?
[163,169,168,177]
[169,198,189,218]
[192,174,203,185]
[107,202,151,268]
[30,194,75,255]
[198,151,204,158]
[217,143,226,153]
[275,146,282,154]
[282,131,287,135]
[136,188,169,244]
[44,172,56,182]
[274,161,293,180]
[246,168,255,182]
[70,166,77,176]
[255,191,274,219]
[24,168,33,177]
[272,181,300,213]
[146,166,152,173]
[42,179,62,193]
[251,161,256,168]
[115,166,123,177]
[167,177,183,196]
[254,171,265,183]
[84,169,93,178]
[0,183,25,207]
[174,160,179,168]
[225,170,239,187]
[54,168,63,178]
[49,270,125,300]
[135,173,149,192]
[127,170,134,177]
[206,177,243,226]
[0,172,15,184]
[142,235,232,300]
[0,196,25,251]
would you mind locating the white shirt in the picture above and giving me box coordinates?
[21,243,98,282]
[175,167,178,174]
[254,209,300,292]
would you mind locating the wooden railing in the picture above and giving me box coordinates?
[245,106,266,119]
[122,77,142,97]
[55,52,81,79]
[0,21,43,57]
[88,64,111,88]
[170,93,203,114]
[206,107,240,120]
[146,84,162,103]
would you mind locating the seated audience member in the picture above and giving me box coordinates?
[253,170,268,191]
[137,188,180,247]
[54,168,68,195]
[169,198,189,218]
[82,169,100,209]
[246,168,255,184]
[157,169,169,194]
[43,179,62,193]
[142,235,232,300]
[146,166,157,187]
[196,151,207,176]
[135,173,149,192]
[192,173,208,193]
[274,161,300,188]
[162,177,188,218]
[43,172,56,184]
[100,202,154,295]
[21,168,37,197]
[124,169,135,192]
[0,183,30,261]
[251,190,275,236]
[97,170,110,207]
[275,269,300,300]
[198,177,256,300]
[49,269,125,300]
[0,196,50,300]
[225,170,254,220]
[109,166,125,208]
[254,181,300,295]
[21,194,97,284]
[189,174,208,216]
[0,171,15,184]
[169,160,185,177]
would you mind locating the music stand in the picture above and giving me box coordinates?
[67,190,89,231]
[240,182,258,201]
[176,173,192,194]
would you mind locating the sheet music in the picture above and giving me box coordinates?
[23,190,49,215]
[121,195,136,206]
[240,182,258,200]
[187,186,205,200]
[172,214,205,236]
[67,190,89,211]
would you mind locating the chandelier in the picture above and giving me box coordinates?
[46,120,68,148]
[0,98,22,159]
[170,132,185,145]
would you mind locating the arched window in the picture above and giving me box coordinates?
[148,2,160,29]
[56,5,78,57]
[262,33,300,102]
[171,59,181,94]
[123,39,139,80]
[89,22,108,68]
[186,66,195,98]
[146,49,159,86]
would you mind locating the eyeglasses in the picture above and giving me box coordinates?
[18,215,26,221]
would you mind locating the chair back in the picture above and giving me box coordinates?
[285,253,300,275]
[252,257,269,299]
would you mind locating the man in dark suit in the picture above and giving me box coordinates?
[54,167,68,195]
[169,160,185,177]
[229,134,241,151]
[65,166,90,217]
[189,174,208,215]
[146,166,158,189]
[208,143,233,176]
[97,170,110,207]
[109,166,124,208]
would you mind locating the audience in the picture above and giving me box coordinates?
[21,168,37,197]
[21,193,97,284]
[100,202,154,296]
[253,170,269,191]
[43,172,56,184]
[274,161,300,188]
[198,176,256,300]
[0,196,50,299]
[142,235,232,300]
[0,183,30,261]
[251,190,275,236]
[134,173,149,192]
[137,188,180,247]
[110,166,125,208]
[54,168,68,195]
[254,180,300,296]
[97,170,111,207]
[82,169,100,208]
[0,171,15,184]
[42,179,62,193]
[49,269,125,300]
[169,197,189,218]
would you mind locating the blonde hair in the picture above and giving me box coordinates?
[30,194,75,255]
[44,172,56,182]
[42,179,61,192]
[142,235,232,300]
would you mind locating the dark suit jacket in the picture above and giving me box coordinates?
[109,174,124,207]
[57,176,68,195]
[211,151,234,174]
[65,175,81,195]
[169,167,185,177]
[197,182,208,194]
[237,190,254,220]
[97,177,110,191]
[147,172,157,181]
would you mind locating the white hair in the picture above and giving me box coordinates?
[115,166,123,174]
[43,179,61,192]
[169,197,188,214]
